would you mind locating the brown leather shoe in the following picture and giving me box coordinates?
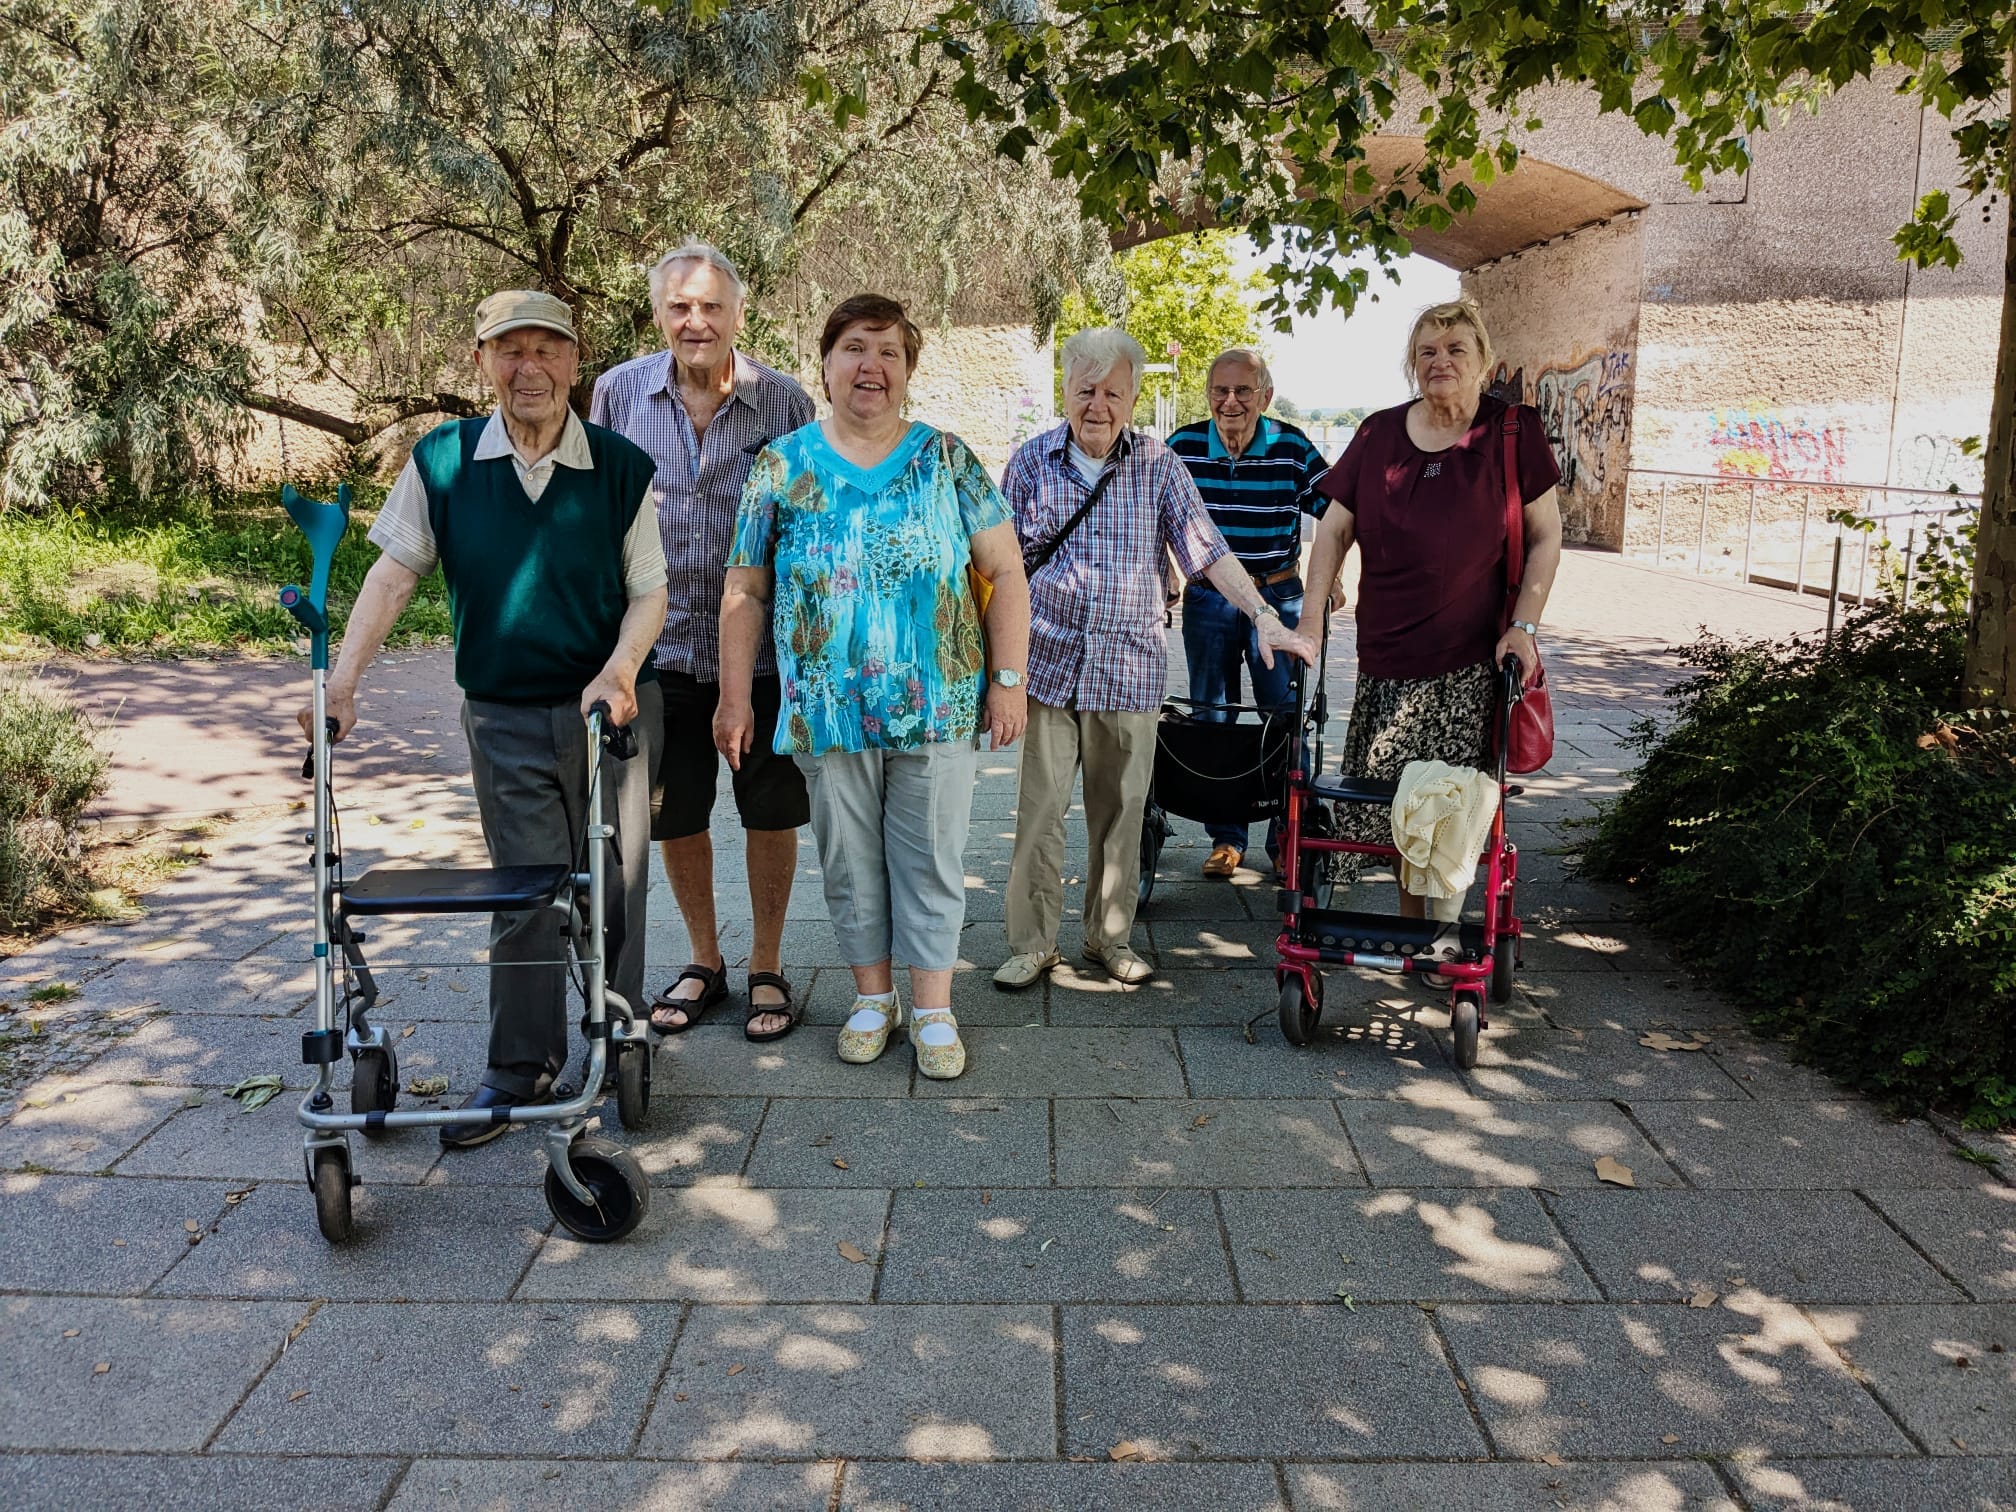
[1202,844,1242,877]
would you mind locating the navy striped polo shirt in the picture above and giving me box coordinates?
[1166,415,1330,576]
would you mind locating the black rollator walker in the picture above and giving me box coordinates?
[279,484,654,1245]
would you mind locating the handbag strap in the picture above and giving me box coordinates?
[1501,409,1525,623]
[1025,452,1120,576]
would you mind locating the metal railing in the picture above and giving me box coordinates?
[1623,468,1981,614]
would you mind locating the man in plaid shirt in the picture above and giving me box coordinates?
[994,328,1316,990]
[591,241,814,1040]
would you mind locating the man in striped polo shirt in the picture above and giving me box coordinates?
[1166,348,1329,876]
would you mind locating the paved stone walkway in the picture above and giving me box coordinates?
[4,553,2013,1510]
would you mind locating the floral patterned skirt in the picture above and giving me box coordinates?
[1327,659,1496,885]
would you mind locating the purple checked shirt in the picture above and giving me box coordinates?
[1004,423,1230,712]
[590,348,813,681]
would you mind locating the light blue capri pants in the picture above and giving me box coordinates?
[793,737,981,971]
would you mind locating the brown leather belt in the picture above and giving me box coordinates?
[1250,566,1300,589]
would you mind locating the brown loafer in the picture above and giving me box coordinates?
[1202,844,1242,877]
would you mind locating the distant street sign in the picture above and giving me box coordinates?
[1166,341,1182,357]
[1142,362,1176,374]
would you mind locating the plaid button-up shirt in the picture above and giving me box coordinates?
[590,348,813,681]
[1004,422,1230,712]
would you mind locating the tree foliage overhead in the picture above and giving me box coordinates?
[0,0,1102,510]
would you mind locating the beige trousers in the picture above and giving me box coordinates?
[1006,699,1158,954]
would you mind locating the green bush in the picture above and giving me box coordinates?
[0,486,451,656]
[1582,603,2016,1129]
[0,676,112,928]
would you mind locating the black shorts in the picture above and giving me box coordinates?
[651,669,810,840]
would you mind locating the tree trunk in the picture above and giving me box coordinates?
[1963,51,2016,708]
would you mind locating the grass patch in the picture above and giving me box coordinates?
[26,982,78,1003]
[0,483,451,656]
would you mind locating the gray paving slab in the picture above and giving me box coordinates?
[1222,1187,1598,1302]
[11,1453,405,1512]
[1865,1187,2016,1299]
[1734,1457,2016,1510]
[1810,1303,2016,1453]
[842,1461,1286,1511]
[746,1097,1050,1189]
[1145,919,1276,970]
[1437,1299,1912,1457]
[1548,1190,1964,1303]
[157,1180,549,1299]
[880,1187,1234,1302]
[215,1300,676,1455]
[654,1024,913,1098]
[1450,1023,1753,1102]
[1286,1461,1738,1511]
[1048,966,1278,1026]
[0,1173,236,1293]
[1340,1094,1682,1189]
[1053,1096,1365,1187]
[638,1303,1055,1461]
[347,964,494,1022]
[1060,1302,1483,1459]
[0,1082,191,1173]
[0,1296,306,1450]
[1705,1032,1859,1101]
[72,954,314,1014]
[910,1027,1186,1099]
[1631,1102,1991,1189]
[1178,1018,1455,1099]
[519,1184,888,1302]
[0,954,115,998]
[422,1096,762,1188]
[391,1459,841,1511]
[114,1097,441,1183]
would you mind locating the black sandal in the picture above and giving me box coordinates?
[649,963,727,1035]
[743,971,800,1043]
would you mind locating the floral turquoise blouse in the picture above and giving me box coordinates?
[727,421,1010,756]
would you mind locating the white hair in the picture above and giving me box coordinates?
[647,240,746,307]
[1061,326,1146,392]
[1209,346,1273,392]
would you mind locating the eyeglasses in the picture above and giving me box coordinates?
[1208,386,1259,402]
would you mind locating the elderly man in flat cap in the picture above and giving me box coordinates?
[303,289,670,1147]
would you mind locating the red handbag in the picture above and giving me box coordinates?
[1499,410,1555,774]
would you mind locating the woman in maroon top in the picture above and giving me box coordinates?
[1301,299,1564,924]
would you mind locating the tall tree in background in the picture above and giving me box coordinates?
[1054,230,1262,425]
[929,0,2016,704]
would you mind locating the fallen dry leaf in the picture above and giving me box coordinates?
[62,1329,79,1339]
[1661,1433,1679,1445]
[1687,1290,1717,1309]
[92,1363,109,1375]
[400,1024,416,1039]
[445,981,469,994]
[980,1190,991,1205]
[289,1390,309,1403]
[1594,1156,1636,1188]
[831,1158,849,1170]
[406,1075,450,1097]
[837,1241,868,1264]
[111,1239,126,1248]
[183,1219,200,1233]
[1639,1030,1711,1052]
[673,1393,688,1403]
[1539,1452,1565,1468]
[725,1364,745,1377]
[1191,1114,1212,1129]
[1108,1441,1144,1462]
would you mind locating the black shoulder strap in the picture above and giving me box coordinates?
[1024,460,1119,576]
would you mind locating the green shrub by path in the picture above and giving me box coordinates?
[1581,604,2016,1129]
[0,489,451,657]
[0,676,112,928]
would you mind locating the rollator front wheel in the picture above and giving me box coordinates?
[545,1135,649,1242]
[615,1041,652,1130]
[1277,975,1320,1047]
[1490,935,1515,1004]
[351,1047,398,1129]
[1451,992,1482,1070]
[311,1144,353,1243]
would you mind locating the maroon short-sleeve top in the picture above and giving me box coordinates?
[1316,395,1560,681]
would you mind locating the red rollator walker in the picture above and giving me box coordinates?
[1273,639,1527,1068]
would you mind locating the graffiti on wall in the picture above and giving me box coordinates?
[1488,351,1634,497]
[1706,408,1849,483]
[1894,432,1984,493]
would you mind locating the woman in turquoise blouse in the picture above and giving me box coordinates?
[718,294,1030,1079]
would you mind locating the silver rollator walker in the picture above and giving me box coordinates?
[279,484,654,1245]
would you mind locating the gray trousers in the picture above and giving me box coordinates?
[462,682,659,1097]
[793,739,980,972]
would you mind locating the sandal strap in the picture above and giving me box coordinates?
[745,972,796,1021]
[910,1008,956,1025]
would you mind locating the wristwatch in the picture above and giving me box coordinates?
[992,668,1023,688]
[1254,602,1281,622]
[1510,619,1540,636]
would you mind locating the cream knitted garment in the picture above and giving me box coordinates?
[1390,760,1501,901]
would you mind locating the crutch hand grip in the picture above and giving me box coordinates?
[588,701,638,762]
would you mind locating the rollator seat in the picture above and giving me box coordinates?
[338,864,572,916]
[1295,906,1487,960]
[1308,775,1399,806]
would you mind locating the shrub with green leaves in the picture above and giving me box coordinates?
[1582,604,2016,1129]
[0,676,111,927]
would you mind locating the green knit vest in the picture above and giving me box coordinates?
[411,417,660,705]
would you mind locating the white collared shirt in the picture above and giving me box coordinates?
[369,408,667,596]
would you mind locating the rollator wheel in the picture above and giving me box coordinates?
[1451,992,1482,1071]
[1278,975,1320,1047]
[1137,801,1169,910]
[1490,935,1515,1005]
[615,1041,652,1131]
[545,1135,649,1243]
[311,1144,353,1243]
[351,1047,398,1128]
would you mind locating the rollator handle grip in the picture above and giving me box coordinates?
[301,717,339,780]
[588,700,638,762]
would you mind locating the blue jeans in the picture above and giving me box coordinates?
[1180,577,1303,856]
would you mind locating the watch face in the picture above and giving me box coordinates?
[995,669,1022,687]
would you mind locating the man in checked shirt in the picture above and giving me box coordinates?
[592,242,815,1040]
[993,328,1317,990]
